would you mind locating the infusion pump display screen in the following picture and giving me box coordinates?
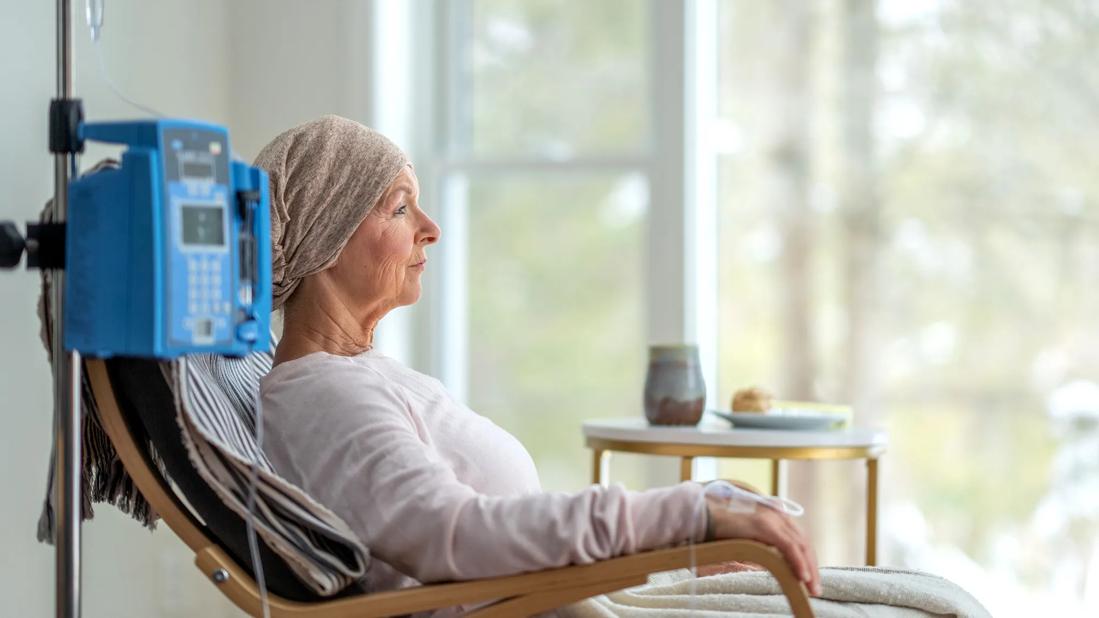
[181,161,215,181]
[181,204,225,246]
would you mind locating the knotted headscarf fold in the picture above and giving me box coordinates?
[254,115,410,310]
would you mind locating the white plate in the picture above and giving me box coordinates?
[709,409,846,431]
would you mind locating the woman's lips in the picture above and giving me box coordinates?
[411,260,426,271]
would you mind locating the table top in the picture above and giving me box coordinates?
[583,417,888,450]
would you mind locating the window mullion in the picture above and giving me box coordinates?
[647,0,694,345]
[692,0,720,481]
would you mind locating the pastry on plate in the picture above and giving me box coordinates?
[731,387,773,413]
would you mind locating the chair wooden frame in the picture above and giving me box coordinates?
[87,359,814,617]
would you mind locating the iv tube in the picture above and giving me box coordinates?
[247,391,272,618]
[84,0,165,118]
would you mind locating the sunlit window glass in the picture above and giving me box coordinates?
[464,174,648,491]
[464,0,650,158]
[715,0,1099,613]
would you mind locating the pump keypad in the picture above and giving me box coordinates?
[187,256,234,314]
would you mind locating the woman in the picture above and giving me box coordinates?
[255,115,821,607]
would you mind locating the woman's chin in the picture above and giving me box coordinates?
[398,286,422,307]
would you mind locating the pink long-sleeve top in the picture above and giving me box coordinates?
[259,348,707,601]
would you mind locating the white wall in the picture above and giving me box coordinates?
[0,1,378,615]
[226,0,374,160]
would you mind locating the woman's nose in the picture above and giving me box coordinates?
[419,212,441,245]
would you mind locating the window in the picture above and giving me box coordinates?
[711,0,1099,612]
[421,0,663,491]
[465,173,647,489]
[395,0,1096,611]
[465,0,650,158]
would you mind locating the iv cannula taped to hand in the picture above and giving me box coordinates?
[704,480,805,517]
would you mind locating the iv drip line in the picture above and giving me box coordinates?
[687,480,807,612]
[247,390,271,618]
[84,0,164,118]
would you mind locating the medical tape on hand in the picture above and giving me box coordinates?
[704,480,805,517]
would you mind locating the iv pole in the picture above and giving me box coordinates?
[52,0,83,615]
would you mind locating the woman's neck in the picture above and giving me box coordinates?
[274,284,387,366]
[275,321,375,366]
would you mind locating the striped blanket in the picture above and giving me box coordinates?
[167,353,369,594]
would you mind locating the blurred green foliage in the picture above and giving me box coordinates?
[454,0,1099,606]
[467,174,647,491]
[470,0,648,157]
[716,0,1099,598]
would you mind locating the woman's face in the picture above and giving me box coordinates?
[326,166,440,313]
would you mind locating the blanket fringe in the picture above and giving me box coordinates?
[35,159,159,545]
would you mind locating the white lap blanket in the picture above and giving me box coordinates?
[562,567,991,617]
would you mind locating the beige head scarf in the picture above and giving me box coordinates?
[254,115,410,310]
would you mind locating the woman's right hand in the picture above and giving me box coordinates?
[706,497,822,596]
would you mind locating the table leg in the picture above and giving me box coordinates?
[679,456,694,482]
[866,457,879,566]
[592,449,605,485]
[771,459,782,496]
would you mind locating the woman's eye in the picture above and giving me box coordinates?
[395,204,408,215]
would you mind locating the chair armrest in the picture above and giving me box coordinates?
[195,537,814,618]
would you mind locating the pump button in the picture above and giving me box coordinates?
[236,320,259,343]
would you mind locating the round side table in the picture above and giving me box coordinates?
[582,417,888,566]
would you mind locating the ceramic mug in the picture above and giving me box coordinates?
[643,344,706,425]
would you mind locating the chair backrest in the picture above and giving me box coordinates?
[103,356,358,602]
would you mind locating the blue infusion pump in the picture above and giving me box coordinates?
[64,119,271,358]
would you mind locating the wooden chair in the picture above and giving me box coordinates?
[86,357,814,617]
